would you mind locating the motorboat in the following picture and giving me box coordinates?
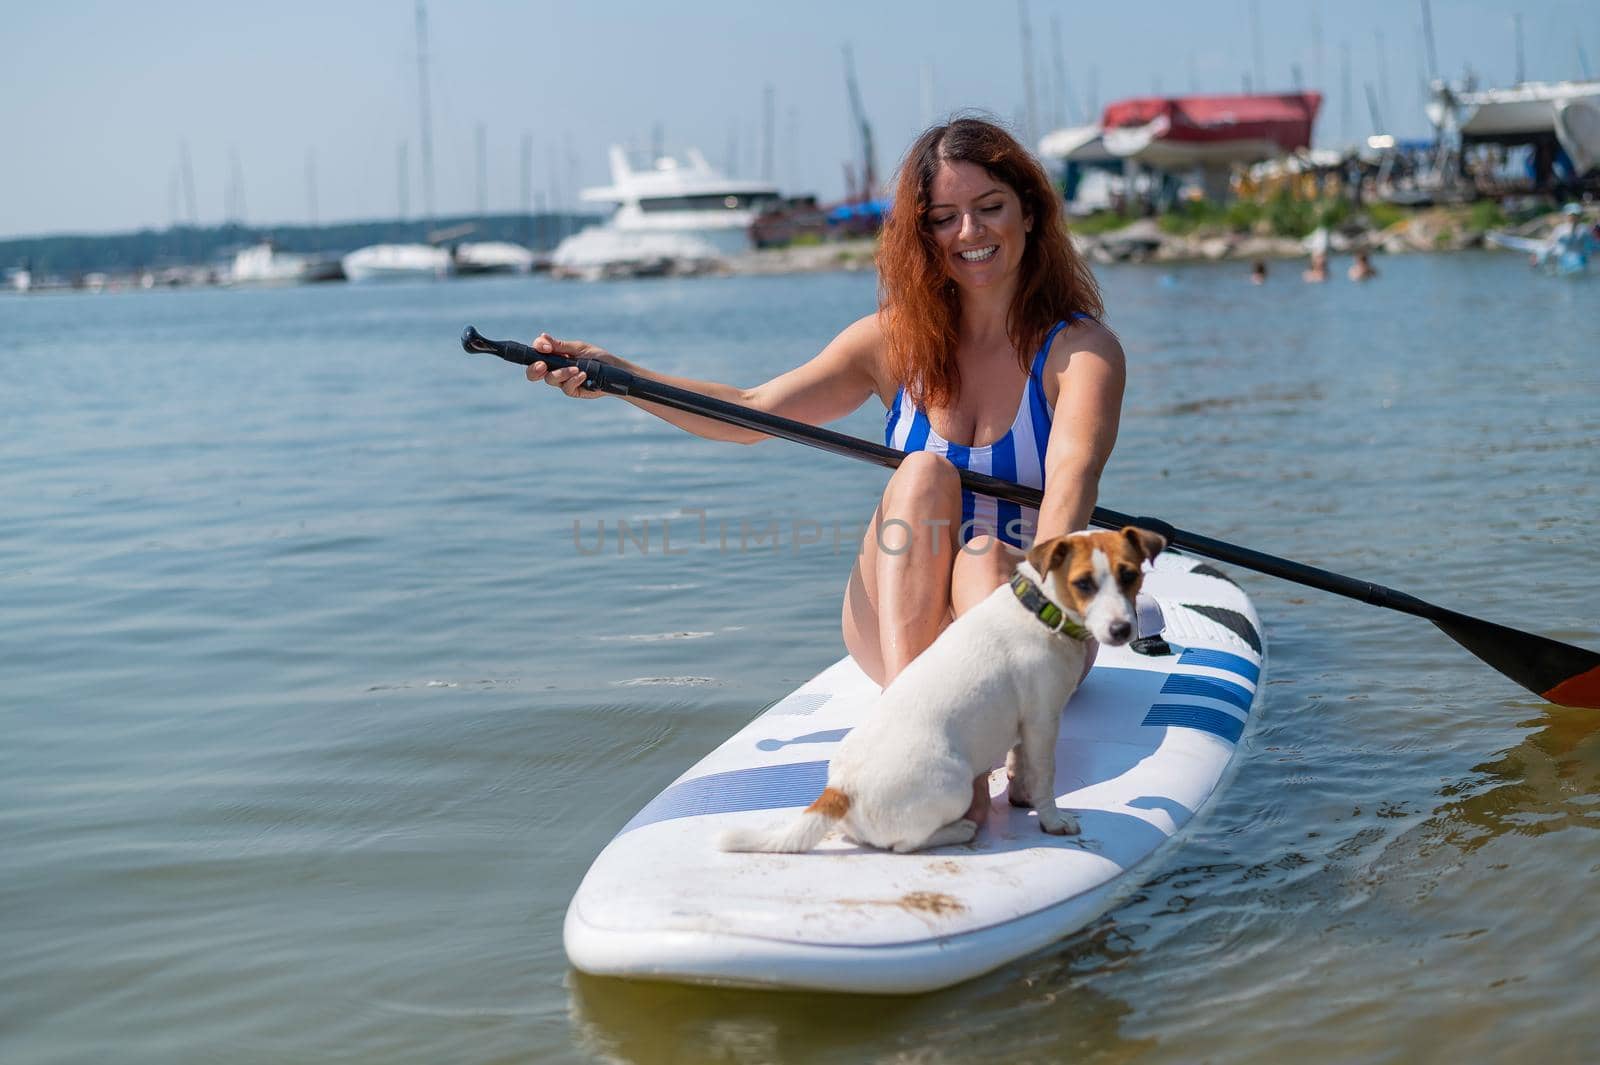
[228,242,343,285]
[452,241,536,275]
[549,229,724,281]
[552,146,780,278]
[340,243,453,282]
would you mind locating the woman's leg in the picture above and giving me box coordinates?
[841,452,963,687]
[949,533,1020,617]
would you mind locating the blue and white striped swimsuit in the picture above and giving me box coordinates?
[883,316,1085,548]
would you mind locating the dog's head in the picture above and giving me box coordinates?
[1025,526,1167,645]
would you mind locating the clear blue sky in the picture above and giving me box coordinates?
[3,0,1594,238]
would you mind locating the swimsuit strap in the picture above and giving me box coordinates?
[1030,314,1092,380]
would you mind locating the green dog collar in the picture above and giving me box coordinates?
[1010,573,1090,641]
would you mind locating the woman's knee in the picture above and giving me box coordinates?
[883,451,961,515]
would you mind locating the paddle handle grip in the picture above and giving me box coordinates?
[460,326,621,394]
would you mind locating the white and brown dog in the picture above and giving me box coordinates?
[720,525,1168,855]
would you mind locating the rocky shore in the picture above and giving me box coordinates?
[1074,205,1546,264]
[723,203,1582,275]
[725,239,879,275]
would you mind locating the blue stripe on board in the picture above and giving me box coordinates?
[1159,673,1254,713]
[1142,703,1246,743]
[755,728,852,752]
[991,432,1020,547]
[619,760,829,835]
[1177,647,1261,686]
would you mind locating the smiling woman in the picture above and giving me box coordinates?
[878,116,1106,414]
[522,114,1125,825]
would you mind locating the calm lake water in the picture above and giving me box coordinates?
[2,254,1596,1064]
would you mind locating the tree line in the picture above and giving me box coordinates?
[1,213,596,278]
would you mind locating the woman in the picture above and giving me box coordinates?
[526,117,1125,824]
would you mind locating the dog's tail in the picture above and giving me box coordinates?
[717,786,851,853]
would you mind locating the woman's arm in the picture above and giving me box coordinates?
[1035,322,1127,539]
[527,314,885,444]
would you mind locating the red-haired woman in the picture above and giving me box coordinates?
[527,117,1125,824]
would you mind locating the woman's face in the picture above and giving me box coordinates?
[924,160,1031,293]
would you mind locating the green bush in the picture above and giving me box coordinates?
[1468,200,1506,230]
[1364,202,1407,231]
[1315,197,1352,230]
[1225,200,1263,231]
[1069,211,1136,236]
[1265,190,1318,238]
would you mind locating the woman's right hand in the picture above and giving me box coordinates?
[524,332,619,399]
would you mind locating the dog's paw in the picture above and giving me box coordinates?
[1037,811,1080,836]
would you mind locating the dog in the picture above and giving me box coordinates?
[719,525,1168,854]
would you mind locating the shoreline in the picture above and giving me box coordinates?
[6,204,1580,293]
[729,203,1581,276]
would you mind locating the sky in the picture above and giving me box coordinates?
[3,0,1596,239]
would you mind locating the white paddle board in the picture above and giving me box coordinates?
[564,550,1265,993]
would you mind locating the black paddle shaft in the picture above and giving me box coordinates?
[461,326,1600,707]
[461,326,1444,604]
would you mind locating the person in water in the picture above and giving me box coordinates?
[1249,260,1268,284]
[524,117,1124,825]
[1347,251,1378,281]
[1535,202,1599,271]
[1302,250,1328,283]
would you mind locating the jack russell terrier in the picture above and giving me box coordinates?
[720,525,1168,854]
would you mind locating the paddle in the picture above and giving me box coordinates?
[461,326,1600,709]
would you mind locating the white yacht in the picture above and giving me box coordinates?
[452,241,536,275]
[227,242,343,285]
[341,243,453,282]
[552,146,780,279]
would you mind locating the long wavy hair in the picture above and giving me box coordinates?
[877,115,1104,410]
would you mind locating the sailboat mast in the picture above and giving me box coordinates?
[1419,0,1440,83]
[416,0,436,227]
[306,148,318,227]
[1249,0,1265,95]
[476,123,487,217]
[1051,15,1078,124]
[1017,0,1038,146]
[1512,13,1525,85]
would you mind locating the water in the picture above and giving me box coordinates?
[2,257,1596,1064]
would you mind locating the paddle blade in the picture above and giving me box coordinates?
[1430,609,1600,709]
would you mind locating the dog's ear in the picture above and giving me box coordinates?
[1027,535,1072,577]
[1122,525,1168,563]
